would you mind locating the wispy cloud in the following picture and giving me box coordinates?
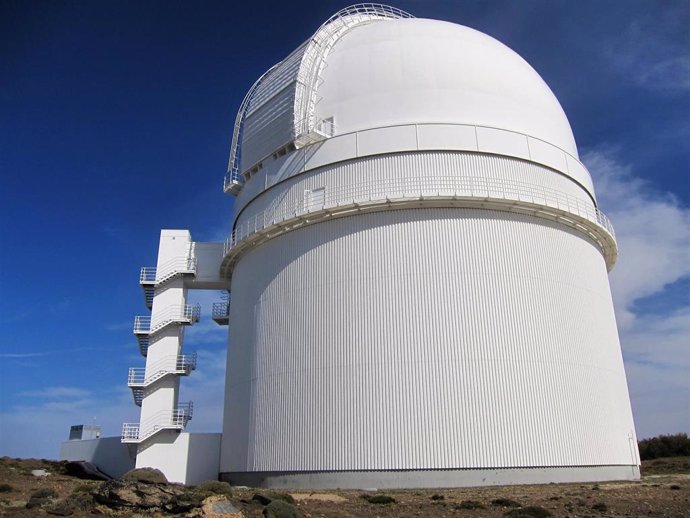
[606,6,690,93]
[584,147,690,438]
[20,386,92,399]
[585,148,690,329]
[0,352,49,359]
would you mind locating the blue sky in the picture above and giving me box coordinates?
[1,0,688,459]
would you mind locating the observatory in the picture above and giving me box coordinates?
[216,4,639,488]
[63,4,640,488]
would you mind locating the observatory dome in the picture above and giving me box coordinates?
[314,18,578,157]
[227,10,591,199]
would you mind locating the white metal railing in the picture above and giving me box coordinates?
[128,353,197,386]
[121,402,193,443]
[133,304,201,335]
[139,256,197,285]
[212,301,230,320]
[293,4,412,146]
[224,175,616,258]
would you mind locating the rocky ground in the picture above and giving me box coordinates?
[0,456,688,517]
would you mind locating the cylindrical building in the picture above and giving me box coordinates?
[219,4,639,488]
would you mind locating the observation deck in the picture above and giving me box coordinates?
[220,173,617,282]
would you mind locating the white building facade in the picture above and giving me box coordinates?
[217,5,640,488]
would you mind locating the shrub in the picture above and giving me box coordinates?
[197,480,233,498]
[121,467,168,484]
[360,493,396,504]
[492,498,521,507]
[263,499,304,518]
[31,488,57,499]
[638,433,690,460]
[456,500,485,509]
[253,491,296,505]
[0,483,13,493]
[72,483,95,493]
[504,506,552,518]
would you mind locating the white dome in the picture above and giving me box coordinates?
[316,18,578,157]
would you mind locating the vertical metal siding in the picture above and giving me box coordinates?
[220,209,636,473]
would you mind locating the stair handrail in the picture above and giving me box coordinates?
[121,402,193,441]
[133,304,201,334]
[139,256,197,285]
[128,353,197,385]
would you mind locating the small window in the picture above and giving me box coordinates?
[304,187,325,211]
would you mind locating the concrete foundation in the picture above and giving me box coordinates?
[221,465,641,489]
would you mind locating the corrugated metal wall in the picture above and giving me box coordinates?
[240,43,307,171]
[220,208,637,472]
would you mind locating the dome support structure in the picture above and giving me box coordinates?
[224,4,413,196]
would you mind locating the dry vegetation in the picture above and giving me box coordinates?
[0,456,688,517]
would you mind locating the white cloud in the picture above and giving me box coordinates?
[181,347,227,433]
[0,386,138,459]
[584,148,690,438]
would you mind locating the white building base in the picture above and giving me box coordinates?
[60,437,136,478]
[221,465,641,489]
[135,432,221,484]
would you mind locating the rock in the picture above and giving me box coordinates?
[121,467,168,484]
[45,500,74,516]
[31,469,50,477]
[253,493,272,505]
[263,500,303,518]
[94,480,184,509]
[198,495,244,517]
[5,500,27,509]
[92,504,114,515]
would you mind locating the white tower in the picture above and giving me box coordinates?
[122,230,229,483]
[218,5,639,488]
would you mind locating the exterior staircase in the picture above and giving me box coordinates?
[121,402,193,443]
[128,354,197,406]
[133,304,201,356]
[139,257,197,309]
